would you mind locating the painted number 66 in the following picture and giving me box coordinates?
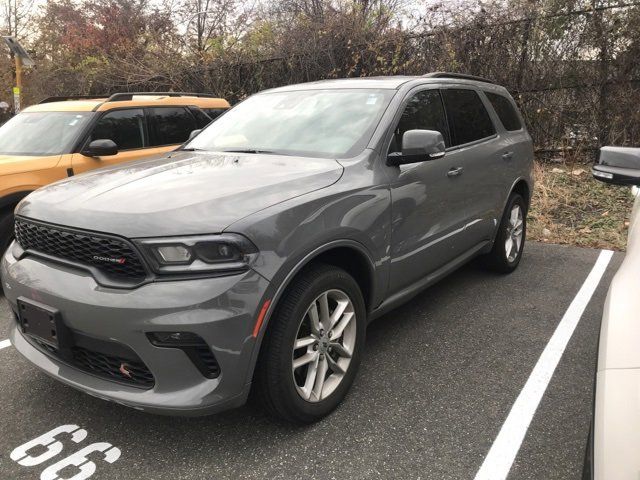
[10,424,121,480]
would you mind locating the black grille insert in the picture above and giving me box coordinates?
[29,336,155,389]
[71,346,155,388]
[192,345,221,378]
[14,218,147,280]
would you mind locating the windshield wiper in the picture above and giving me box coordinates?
[180,147,205,152]
[221,148,276,154]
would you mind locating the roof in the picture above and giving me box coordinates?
[266,76,417,92]
[263,73,506,94]
[24,95,230,113]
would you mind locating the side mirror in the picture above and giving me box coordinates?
[387,129,446,166]
[188,129,202,141]
[82,139,118,157]
[592,146,640,186]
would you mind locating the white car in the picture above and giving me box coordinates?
[588,146,640,479]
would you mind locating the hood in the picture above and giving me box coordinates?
[18,151,343,237]
[0,154,61,175]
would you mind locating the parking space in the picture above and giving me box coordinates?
[0,242,621,480]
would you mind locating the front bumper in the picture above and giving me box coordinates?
[2,245,270,416]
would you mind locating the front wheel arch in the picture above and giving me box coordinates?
[246,240,375,385]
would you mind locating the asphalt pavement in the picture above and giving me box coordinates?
[0,242,622,480]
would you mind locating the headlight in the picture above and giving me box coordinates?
[134,234,258,275]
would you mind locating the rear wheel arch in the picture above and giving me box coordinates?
[510,179,531,210]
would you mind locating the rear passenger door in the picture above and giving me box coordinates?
[440,87,503,244]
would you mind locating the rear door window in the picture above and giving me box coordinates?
[485,92,522,131]
[389,89,450,153]
[441,89,496,146]
[148,107,197,146]
[90,109,145,150]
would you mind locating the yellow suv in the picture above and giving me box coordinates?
[0,92,230,251]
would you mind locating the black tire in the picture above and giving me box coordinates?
[582,423,594,480]
[482,193,527,273]
[0,208,13,257]
[0,208,14,295]
[254,263,366,424]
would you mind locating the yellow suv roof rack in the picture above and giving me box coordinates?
[39,92,221,105]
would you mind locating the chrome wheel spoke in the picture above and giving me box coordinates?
[330,312,354,340]
[311,356,328,400]
[328,299,349,330]
[326,354,346,375]
[293,351,318,370]
[318,292,330,330]
[308,302,321,335]
[294,336,316,350]
[505,237,514,258]
[300,354,320,400]
[329,341,352,359]
[510,206,519,225]
[514,233,523,251]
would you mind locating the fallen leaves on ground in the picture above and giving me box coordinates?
[528,161,632,251]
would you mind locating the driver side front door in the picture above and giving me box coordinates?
[386,88,471,295]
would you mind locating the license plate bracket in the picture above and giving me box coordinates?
[17,297,71,349]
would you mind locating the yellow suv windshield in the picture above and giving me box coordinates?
[0,111,93,156]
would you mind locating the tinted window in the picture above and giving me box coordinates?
[486,92,522,131]
[190,107,212,128]
[441,89,495,146]
[390,89,449,153]
[203,108,227,120]
[91,109,144,150]
[148,107,196,146]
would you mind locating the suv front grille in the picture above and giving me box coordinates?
[14,218,147,280]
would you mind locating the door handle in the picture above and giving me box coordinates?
[447,166,463,177]
[502,151,514,161]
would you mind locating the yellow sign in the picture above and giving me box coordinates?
[12,86,20,94]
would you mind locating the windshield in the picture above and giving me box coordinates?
[0,111,93,156]
[185,88,395,158]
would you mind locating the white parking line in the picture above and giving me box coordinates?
[474,249,614,480]
[0,339,10,350]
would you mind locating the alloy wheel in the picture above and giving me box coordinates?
[505,204,524,262]
[292,289,356,403]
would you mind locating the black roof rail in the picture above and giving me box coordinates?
[39,95,108,104]
[423,72,496,84]
[106,92,218,102]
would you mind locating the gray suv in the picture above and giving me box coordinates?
[1,73,533,423]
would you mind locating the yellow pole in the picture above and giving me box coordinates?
[13,55,22,113]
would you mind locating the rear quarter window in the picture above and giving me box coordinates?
[441,89,496,147]
[485,92,523,131]
[189,107,213,129]
[203,108,227,121]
